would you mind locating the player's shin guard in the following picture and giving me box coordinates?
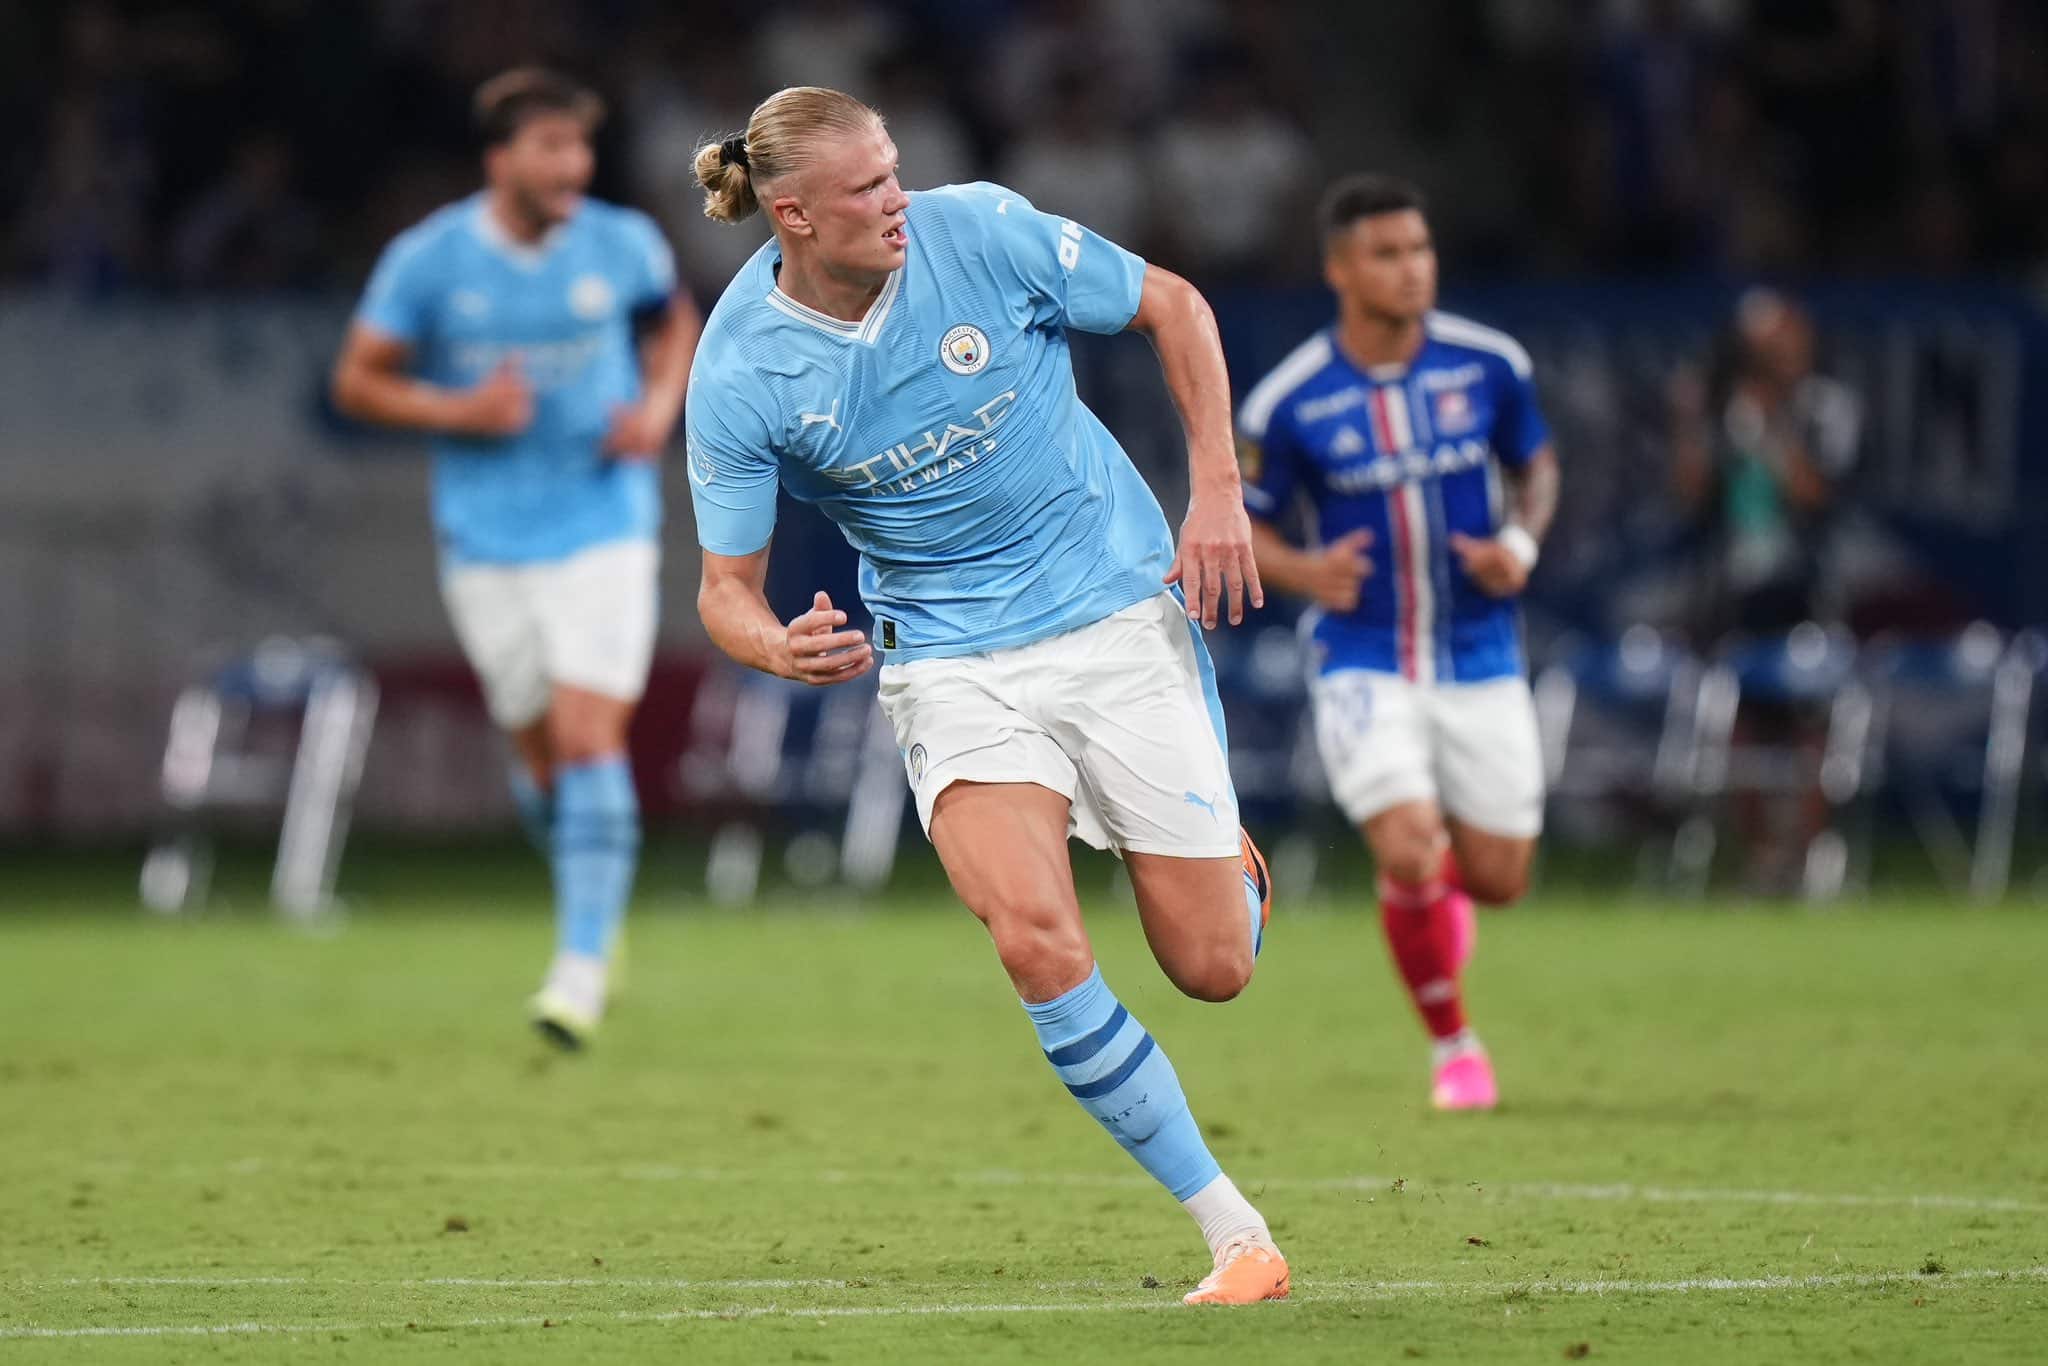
[553,755,639,960]
[1023,966,1221,1201]
[1378,874,1467,1040]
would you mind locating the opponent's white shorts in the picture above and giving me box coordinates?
[439,538,659,729]
[877,592,1241,858]
[1311,669,1545,838]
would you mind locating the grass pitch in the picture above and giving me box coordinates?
[3,848,2045,1363]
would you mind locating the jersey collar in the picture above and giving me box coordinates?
[765,264,902,346]
[469,196,571,272]
[1329,324,1425,383]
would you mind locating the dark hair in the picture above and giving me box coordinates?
[473,67,604,147]
[1318,173,1427,239]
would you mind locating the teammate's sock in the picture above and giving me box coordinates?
[553,754,640,961]
[1379,873,1467,1040]
[508,765,553,857]
[1023,965,1229,1208]
[1430,847,1478,970]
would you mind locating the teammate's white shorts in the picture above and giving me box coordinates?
[439,538,659,730]
[877,592,1241,858]
[1311,669,1545,838]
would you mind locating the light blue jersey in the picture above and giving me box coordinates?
[685,182,1170,662]
[355,193,676,564]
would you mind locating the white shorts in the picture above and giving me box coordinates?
[1311,669,1545,838]
[439,539,659,729]
[877,592,1241,858]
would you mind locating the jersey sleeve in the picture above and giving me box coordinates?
[685,370,782,556]
[962,183,1147,335]
[1490,352,1551,469]
[619,209,678,310]
[355,230,438,345]
[1236,394,1304,522]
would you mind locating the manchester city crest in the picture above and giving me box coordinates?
[569,273,614,320]
[907,743,928,783]
[940,324,991,375]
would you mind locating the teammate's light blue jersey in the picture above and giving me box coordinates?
[685,182,1171,663]
[355,193,676,564]
[1238,314,1552,684]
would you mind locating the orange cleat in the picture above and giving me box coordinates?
[1240,828,1273,954]
[1183,1239,1291,1306]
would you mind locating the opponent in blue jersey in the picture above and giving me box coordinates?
[331,70,702,1049]
[685,87,1287,1304]
[1241,176,1561,1113]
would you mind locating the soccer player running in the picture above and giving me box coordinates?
[331,70,701,1048]
[1239,176,1559,1112]
[684,87,1287,1305]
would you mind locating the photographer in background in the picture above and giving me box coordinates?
[1672,287,1862,640]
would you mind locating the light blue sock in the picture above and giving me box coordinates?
[552,755,639,959]
[1024,966,1222,1201]
[508,766,553,857]
[1244,857,1268,959]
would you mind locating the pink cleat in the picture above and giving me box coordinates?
[1433,888,1477,973]
[1431,1047,1498,1112]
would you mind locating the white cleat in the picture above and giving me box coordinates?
[530,951,606,1051]
[529,984,599,1051]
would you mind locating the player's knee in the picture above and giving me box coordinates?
[1367,806,1447,887]
[1463,859,1530,907]
[551,733,610,766]
[1166,938,1254,1004]
[1176,958,1251,1004]
[547,710,624,766]
[1377,832,1443,887]
[978,894,1089,984]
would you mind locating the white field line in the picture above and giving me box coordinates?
[69,1156,2046,1216]
[43,1276,844,1290]
[962,1169,2048,1214]
[5,1265,2044,1341]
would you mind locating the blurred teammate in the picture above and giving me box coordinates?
[330,69,701,1048]
[1239,175,1559,1111]
[685,87,1286,1304]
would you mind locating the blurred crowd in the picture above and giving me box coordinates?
[6,0,2048,298]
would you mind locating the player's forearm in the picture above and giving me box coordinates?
[1504,448,1560,543]
[330,366,471,435]
[697,577,794,679]
[1247,520,1321,600]
[1134,269,1239,500]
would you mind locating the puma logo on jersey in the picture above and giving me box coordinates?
[800,399,842,433]
[1183,790,1220,820]
[1331,425,1367,456]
